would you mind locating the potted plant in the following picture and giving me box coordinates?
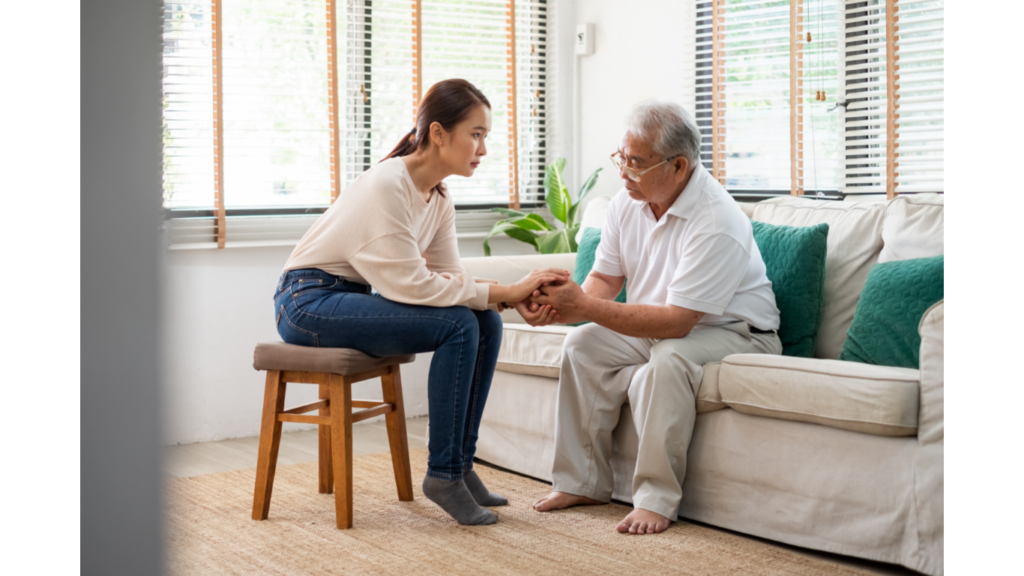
[483,158,601,256]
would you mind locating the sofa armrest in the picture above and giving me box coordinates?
[462,253,577,285]
[918,300,944,445]
[462,253,577,324]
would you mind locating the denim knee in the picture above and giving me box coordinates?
[443,306,480,344]
[476,309,503,339]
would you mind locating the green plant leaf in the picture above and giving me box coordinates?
[577,167,603,203]
[508,216,548,231]
[523,213,554,231]
[490,207,530,219]
[544,158,569,224]
[535,229,575,254]
[567,225,580,252]
[483,220,539,257]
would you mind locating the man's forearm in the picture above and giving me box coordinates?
[577,294,702,339]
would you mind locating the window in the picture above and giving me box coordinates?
[693,0,943,198]
[842,0,943,194]
[161,0,551,221]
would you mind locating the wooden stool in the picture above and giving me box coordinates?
[251,342,416,529]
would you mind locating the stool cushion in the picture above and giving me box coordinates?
[254,342,415,375]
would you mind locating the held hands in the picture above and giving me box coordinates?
[508,268,570,304]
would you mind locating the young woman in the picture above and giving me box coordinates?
[274,79,567,526]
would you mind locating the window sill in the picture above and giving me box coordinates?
[164,207,553,250]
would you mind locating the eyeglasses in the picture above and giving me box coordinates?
[609,151,679,182]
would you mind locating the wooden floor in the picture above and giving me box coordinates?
[163,416,918,575]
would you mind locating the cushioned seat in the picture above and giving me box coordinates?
[719,354,920,436]
[496,324,727,413]
[253,341,414,375]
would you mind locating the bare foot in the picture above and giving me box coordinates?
[615,508,671,535]
[532,491,604,512]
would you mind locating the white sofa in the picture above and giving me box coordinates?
[462,194,944,575]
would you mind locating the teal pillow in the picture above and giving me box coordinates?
[751,220,829,358]
[839,255,944,369]
[570,227,626,326]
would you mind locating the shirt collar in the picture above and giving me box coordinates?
[664,163,709,221]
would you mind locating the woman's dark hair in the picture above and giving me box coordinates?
[381,79,491,196]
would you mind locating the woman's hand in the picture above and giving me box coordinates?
[485,268,570,306]
[507,268,570,303]
[515,301,561,326]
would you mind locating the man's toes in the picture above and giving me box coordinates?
[616,522,629,533]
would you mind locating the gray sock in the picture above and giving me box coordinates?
[421,475,498,526]
[462,469,508,507]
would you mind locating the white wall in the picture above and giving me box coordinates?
[571,0,697,208]
[163,236,535,445]
[163,0,699,445]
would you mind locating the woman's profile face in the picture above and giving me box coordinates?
[439,104,491,178]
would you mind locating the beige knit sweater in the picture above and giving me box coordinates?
[283,158,490,310]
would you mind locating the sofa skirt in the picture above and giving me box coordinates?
[475,369,942,576]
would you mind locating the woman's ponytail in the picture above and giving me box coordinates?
[382,127,419,161]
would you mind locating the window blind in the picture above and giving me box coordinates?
[162,0,553,244]
[341,0,548,207]
[421,0,513,205]
[162,1,217,210]
[223,0,333,208]
[842,0,892,194]
[891,0,943,193]
[695,0,838,194]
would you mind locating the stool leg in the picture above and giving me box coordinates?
[329,375,354,529]
[382,365,414,502]
[252,370,287,520]
[318,384,333,494]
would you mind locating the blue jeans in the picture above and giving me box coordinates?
[273,268,502,482]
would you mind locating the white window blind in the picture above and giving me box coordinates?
[162,0,552,220]
[421,0,513,205]
[342,0,415,190]
[695,0,838,194]
[891,0,943,193]
[513,0,550,205]
[842,0,892,194]
[163,1,216,210]
[223,0,332,208]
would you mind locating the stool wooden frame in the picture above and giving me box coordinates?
[251,363,414,529]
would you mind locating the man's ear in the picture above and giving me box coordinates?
[674,156,690,183]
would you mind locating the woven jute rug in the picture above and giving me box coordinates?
[166,448,870,575]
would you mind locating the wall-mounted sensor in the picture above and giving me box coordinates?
[575,23,594,56]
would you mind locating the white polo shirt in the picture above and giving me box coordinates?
[592,164,780,330]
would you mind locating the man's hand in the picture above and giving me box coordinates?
[514,300,560,326]
[533,279,588,325]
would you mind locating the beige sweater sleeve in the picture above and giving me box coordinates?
[347,206,489,310]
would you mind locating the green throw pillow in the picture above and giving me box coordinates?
[569,227,626,326]
[751,220,829,358]
[838,255,944,369]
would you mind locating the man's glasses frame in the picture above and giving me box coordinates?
[609,151,680,182]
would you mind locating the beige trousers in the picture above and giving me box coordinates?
[552,321,782,519]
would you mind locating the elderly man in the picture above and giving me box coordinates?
[521,100,782,535]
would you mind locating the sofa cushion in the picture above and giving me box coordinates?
[839,255,944,369]
[879,193,944,264]
[753,197,886,359]
[719,354,920,436]
[751,220,829,357]
[496,324,726,412]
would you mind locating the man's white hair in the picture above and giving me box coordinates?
[624,100,702,168]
